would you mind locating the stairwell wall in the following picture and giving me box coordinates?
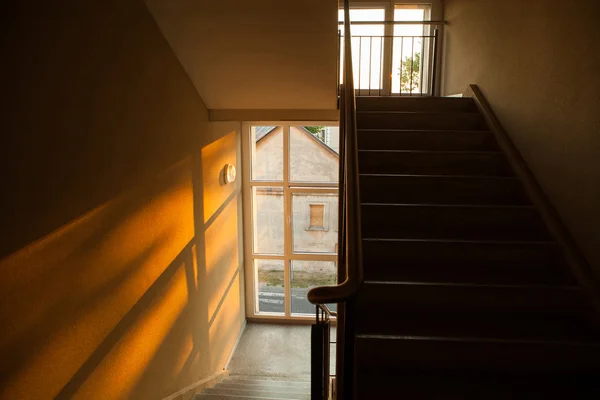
[0,1,244,399]
[442,0,600,274]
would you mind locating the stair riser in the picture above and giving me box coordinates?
[358,151,513,176]
[357,112,487,130]
[362,240,561,267]
[361,205,549,241]
[357,283,585,313]
[360,175,529,205]
[356,311,597,340]
[363,262,572,285]
[355,337,600,373]
[356,97,477,112]
[362,240,570,284]
[358,130,499,151]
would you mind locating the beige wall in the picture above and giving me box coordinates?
[442,0,600,272]
[145,0,339,111]
[0,1,244,399]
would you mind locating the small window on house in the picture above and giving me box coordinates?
[309,204,325,230]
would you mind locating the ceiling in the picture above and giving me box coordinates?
[145,0,339,110]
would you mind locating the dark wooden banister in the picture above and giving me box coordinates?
[307,0,363,307]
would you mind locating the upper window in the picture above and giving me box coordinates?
[309,204,326,231]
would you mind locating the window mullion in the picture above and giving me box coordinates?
[283,125,292,318]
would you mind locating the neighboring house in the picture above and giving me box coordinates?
[252,126,340,299]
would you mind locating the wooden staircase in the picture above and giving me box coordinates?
[350,96,600,398]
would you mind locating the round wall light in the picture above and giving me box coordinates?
[222,164,236,185]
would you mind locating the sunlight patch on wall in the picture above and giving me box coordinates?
[204,196,240,322]
[0,159,195,400]
[208,274,242,371]
[76,262,189,399]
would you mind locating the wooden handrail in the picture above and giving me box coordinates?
[308,0,363,305]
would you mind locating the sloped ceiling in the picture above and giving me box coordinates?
[145,0,339,110]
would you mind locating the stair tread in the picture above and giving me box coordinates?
[359,149,502,154]
[363,237,555,244]
[215,383,310,394]
[357,110,481,114]
[197,394,300,400]
[205,388,309,399]
[223,378,310,386]
[360,173,518,178]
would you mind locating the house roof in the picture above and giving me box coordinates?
[255,126,277,142]
[256,126,338,156]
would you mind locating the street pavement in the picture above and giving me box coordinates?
[258,286,337,315]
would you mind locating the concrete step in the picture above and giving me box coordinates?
[358,150,513,176]
[356,111,487,130]
[196,394,301,400]
[356,96,477,112]
[361,204,549,241]
[203,387,309,399]
[357,129,498,151]
[217,383,309,393]
[360,174,529,205]
[221,378,310,388]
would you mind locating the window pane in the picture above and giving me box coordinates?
[255,259,285,314]
[289,126,339,183]
[392,6,429,94]
[252,125,283,181]
[292,193,338,253]
[291,260,337,315]
[338,9,385,88]
[253,187,284,255]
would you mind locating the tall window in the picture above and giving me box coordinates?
[243,124,339,319]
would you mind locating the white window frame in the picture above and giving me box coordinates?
[242,122,339,322]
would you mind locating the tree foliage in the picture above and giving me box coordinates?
[304,126,326,142]
[400,52,420,93]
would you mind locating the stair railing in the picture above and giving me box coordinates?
[308,1,362,399]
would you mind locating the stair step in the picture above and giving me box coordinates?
[357,129,499,151]
[360,174,529,205]
[356,371,600,399]
[222,378,310,387]
[355,335,600,373]
[196,394,298,400]
[203,388,308,400]
[356,310,598,341]
[215,383,309,395]
[357,282,586,314]
[362,238,572,285]
[357,111,487,130]
[356,96,477,112]
[358,150,513,176]
[361,204,549,241]
[220,380,310,390]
